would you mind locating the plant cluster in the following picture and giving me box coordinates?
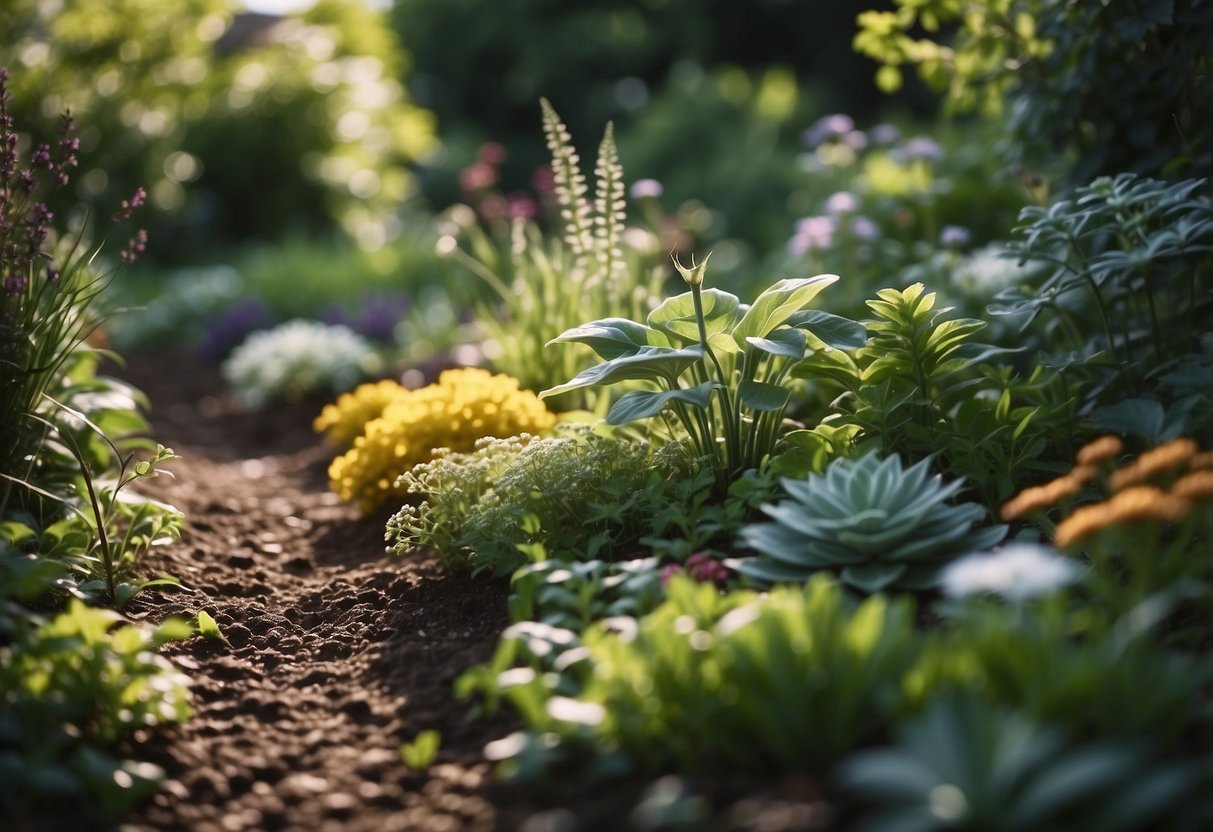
[322,368,556,512]
[385,422,696,575]
[542,254,865,493]
[1,68,195,824]
[994,174,1213,435]
[437,100,667,409]
[855,0,1213,181]
[222,319,381,410]
[0,601,194,821]
[736,450,1006,593]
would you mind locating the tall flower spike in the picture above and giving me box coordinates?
[592,121,626,287]
[539,98,593,272]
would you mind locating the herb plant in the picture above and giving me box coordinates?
[737,450,1006,593]
[541,254,864,492]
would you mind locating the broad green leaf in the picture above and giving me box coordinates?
[733,275,838,348]
[648,288,742,347]
[547,317,669,359]
[738,380,791,412]
[539,345,704,399]
[786,310,868,350]
[745,328,807,360]
[606,381,717,424]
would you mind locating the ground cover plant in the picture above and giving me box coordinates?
[4,2,1212,829]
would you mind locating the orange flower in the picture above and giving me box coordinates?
[1172,470,1213,502]
[1000,468,1092,521]
[1054,485,1191,548]
[1189,451,1213,471]
[1075,435,1123,466]
[1109,438,1199,491]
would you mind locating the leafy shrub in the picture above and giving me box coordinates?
[221,319,380,410]
[839,694,1210,832]
[475,576,921,774]
[0,601,193,821]
[326,368,555,513]
[542,254,864,493]
[795,281,1067,508]
[736,450,1006,593]
[993,174,1213,432]
[508,557,666,632]
[3,0,436,253]
[855,0,1213,181]
[386,422,691,574]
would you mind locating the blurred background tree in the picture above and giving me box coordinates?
[1,0,436,260]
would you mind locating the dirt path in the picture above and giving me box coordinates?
[116,355,524,832]
[109,354,831,832]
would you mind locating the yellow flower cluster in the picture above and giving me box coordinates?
[1000,435,1213,549]
[314,379,408,447]
[323,368,556,512]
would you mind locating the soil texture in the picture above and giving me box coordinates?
[94,353,832,832]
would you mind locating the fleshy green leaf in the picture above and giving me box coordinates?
[745,327,807,360]
[647,289,742,346]
[738,380,791,412]
[786,309,868,350]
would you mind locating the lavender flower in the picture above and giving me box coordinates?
[902,136,944,161]
[802,113,855,147]
[939,225,972,248]
[871,123,902,146]
[850,216,880,241]
[630,178,664,199]
[788,215,836,256]
[825,191,858,216]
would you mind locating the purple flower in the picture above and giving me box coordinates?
[802,113,855,148]
[788,215,836,256]
[825,191,858,216]
[197,298,277,363]
[850,216,880,241]
[902,136,943,161]
[871,123,902,146]
[939,225,972,248]
[630,178,664,199]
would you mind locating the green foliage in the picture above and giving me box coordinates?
[839,694,1210,832]
[542,256,863,492]
[196,610,226,643]
[0,600,193,821]
[473,576,920,775]
[993,174,1213,437]
[439,101,666,407]
[2,0,435,253]
[916,595,1209,745]
[399,730,441,771]
[387,423,694,576]
[508,558,666,631]
[796,282,1067,507]
[737,451,1006,593]
[855,0,1213,181]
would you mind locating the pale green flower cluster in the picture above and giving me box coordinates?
[222,319,379,409]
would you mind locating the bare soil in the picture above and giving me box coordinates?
[102,353,833,832]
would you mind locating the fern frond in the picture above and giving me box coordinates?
[540,97,593,271]
[593,122,627,287]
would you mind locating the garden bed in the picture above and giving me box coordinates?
[101,353,831,832]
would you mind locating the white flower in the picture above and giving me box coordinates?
[222,319,379,409]
[941,543,1081,602]
[629,178,664,199]
[825,190,859,216]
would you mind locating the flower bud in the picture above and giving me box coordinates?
[672,251,711,287]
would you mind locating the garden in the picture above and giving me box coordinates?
[2,0,1211,830]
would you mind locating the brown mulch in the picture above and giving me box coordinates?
[98,353,833,832]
